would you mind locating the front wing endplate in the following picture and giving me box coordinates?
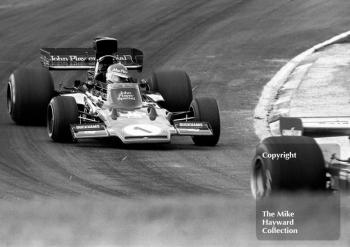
[71,123,109,139]
[174,122,213,136]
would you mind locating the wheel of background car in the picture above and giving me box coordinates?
[7,67,54,125]
[190,97,220,146]
[47,96,79,142]
[251,136,327,199]
[150,70,193,112]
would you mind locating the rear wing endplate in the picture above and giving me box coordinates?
[40,47,143,71]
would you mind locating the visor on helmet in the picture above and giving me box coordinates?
[106,73,129,83]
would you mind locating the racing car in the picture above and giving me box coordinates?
[251,116,350,199]
[7,37,220,145]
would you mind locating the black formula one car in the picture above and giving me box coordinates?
[7,37,220,145]
[251,116,350,199]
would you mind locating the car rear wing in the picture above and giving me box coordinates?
[270,116,350,137]
[40,47,143,71]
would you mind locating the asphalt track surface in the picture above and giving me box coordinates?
[1,0,350,245]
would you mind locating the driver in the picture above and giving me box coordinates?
[104,63,131,114]
[84,63,131,109]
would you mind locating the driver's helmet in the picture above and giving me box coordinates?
[106,63,129,83]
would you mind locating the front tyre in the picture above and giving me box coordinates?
[47,96,79,142]
[190,97,220,146]
[7,67,54,125]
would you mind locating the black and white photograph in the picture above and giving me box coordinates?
[1,0,350,246]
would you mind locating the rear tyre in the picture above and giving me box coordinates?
[251,136,327,199]
[7,67,55,125]
[150,70,192,112]
[190,97,220,146]
[47,96,79,142]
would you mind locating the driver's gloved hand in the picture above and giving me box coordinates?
[96,99,104,108]
[139,79,150,91]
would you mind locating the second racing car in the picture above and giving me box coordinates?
[251,116,350,198]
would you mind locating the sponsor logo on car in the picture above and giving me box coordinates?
[74,124,105,130]
[115,55,133,62]
[178,122,205,127]
[50,55,95,62]
[111,68,128,75]
[117,91,136,101]
[175,122,210,130]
